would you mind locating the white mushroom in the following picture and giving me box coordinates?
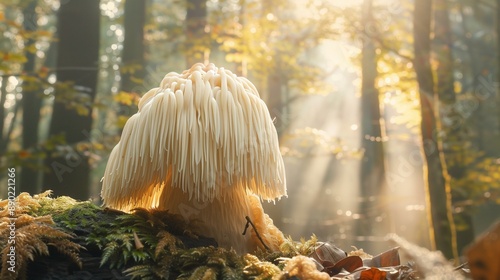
[101,63,287,253]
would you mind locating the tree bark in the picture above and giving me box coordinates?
[357,0,388,251]
[121,0,146,93]
[497,0,500,154]
[413,0,458,260]
[433,0,474,254]
[42,0,100,200]
[267,71,284,136]
[117,0,146,129]
[0,80,7,151]
[21,1,43,194]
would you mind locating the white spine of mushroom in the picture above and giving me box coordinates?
[102,63,286,253]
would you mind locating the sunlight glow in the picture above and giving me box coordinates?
[326,0,400,8]
[328,0,363,8]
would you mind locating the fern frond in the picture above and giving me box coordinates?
[279,234,318,257]
[220,266,243,280]
[100,241,119,267]
[178,265,216,280]
[124,264,156,280]
[0,192,42,217]
[243,254,281,279]
[0,212,82,280]
[49,238,84,268]
[155,231,179,258]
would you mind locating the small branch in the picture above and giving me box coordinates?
[242,216,270,251]
[344,15,414,62]
[454,262,468,271]
[368,32,414,62]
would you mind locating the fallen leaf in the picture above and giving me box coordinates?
[324,255,363,276]
[359,267,387,280]
[310,241,347,266]
[363,247,400,267]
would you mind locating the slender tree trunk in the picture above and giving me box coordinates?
[0,78,7,148]
[121,0,146,93]
[434,0,456,106]
[42,0,100,200]
[117,0,146,127]
[260,0,285,136]
[21,1,43,194]
[458,3,500,157]
[357,0,388,250]
[434,0,464,177]
[185,0,208,66]
[497,0,500,154]
[413,0,458,261]
[267,71,284,136]
[433,0,474,255]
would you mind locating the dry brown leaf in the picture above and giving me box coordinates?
[359,267,387,280]
[363,247,400,267]
[309,241,347,267]
[324,255,363,276]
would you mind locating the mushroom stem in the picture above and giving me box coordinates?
[242,216,270,251]
[158,181,283,253]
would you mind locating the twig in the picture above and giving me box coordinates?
[344,15,414,62]
[453,262,468,271]
[242,216,270,251]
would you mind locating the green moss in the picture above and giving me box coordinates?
[34,195,80,216]
[0,192,338,280]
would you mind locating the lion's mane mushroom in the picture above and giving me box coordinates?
[101,63,286,253]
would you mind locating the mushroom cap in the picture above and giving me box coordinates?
[101,63,286,210]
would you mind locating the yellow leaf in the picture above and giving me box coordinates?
[75,105,90,116]
[7,53,28,63]
[130,76,144,85]
[26,44,37,54]
[116,115,129,129]
[113,91,135,106]
[92,143,104,150]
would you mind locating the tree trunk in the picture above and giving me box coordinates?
[121,0,146,93]
[413,0,458,261]
[267,72,284,136]
[433,0,474,254]
[0,76,7,151]
[459,3,500,157]
[497,0,500,154]
[185,0,208,66]
[21,1,43,194]
[357,0,388,252]
[117,0,146,128]
[433,0,464,177]
[42,0,100,200]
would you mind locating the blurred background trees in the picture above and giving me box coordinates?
[1,0,499,259]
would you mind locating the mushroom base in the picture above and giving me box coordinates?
[158,185,285,254]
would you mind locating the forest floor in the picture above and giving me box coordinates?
[0,191,495,280]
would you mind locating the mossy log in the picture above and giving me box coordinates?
[0,192,481,280]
